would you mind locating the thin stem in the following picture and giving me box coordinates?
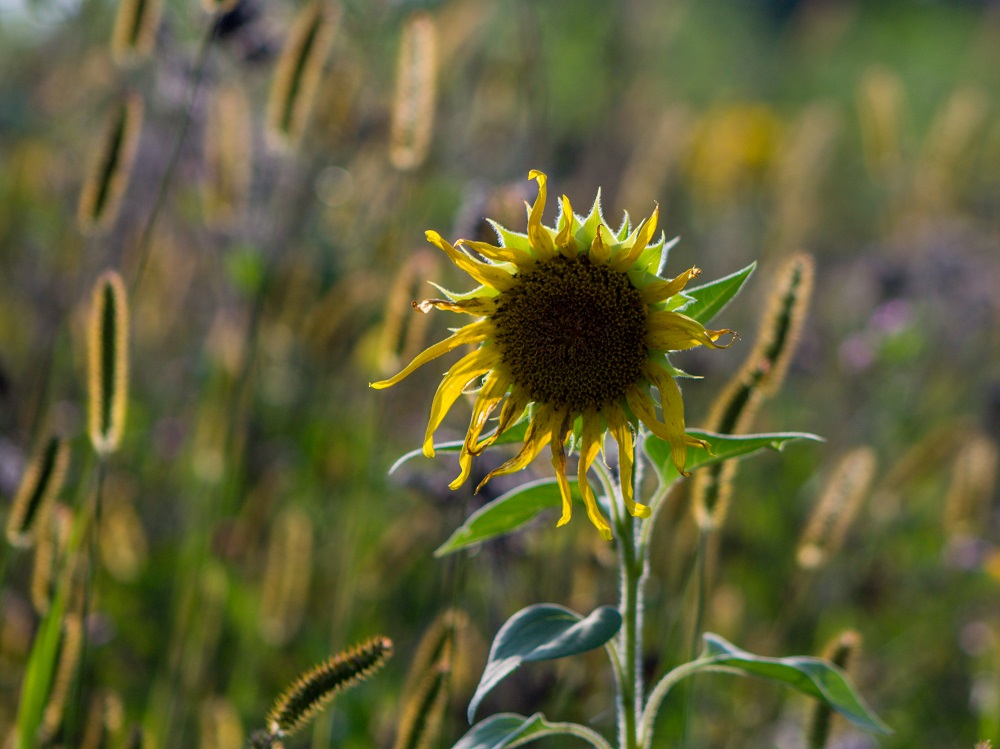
[639,662,737,743]
[509,721,616,749]
[129,19,219,298]
[612,483,641,749]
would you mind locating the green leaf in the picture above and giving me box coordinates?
[434,478,581,557]
[680,261,756,325]
[453,713,610,749]
[643,429,823,485]
[468,605,621,722]
[13,591,66,749]
[389,421,530,475]
[697,634,892,735]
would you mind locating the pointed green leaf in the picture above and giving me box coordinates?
[643,429,823,485]
[434,478,582,557]
[389,421,530,475]
[696,634,891,735]
[681,261,756,325]
[468,605,621,722]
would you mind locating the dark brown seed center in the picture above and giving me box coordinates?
[492,253,648,413]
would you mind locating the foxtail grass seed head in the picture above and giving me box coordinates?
[266,1,337,148]
[202,82,253,227]
[110,0,162,65]
[264,637,393,738]
[797,447,877,571]
[393,662,450,749]
[944,432,998,538]
[31,503,72,615]
[389,11,438,171]
[745,252,814,396]
[87,270,130,456]
[6,436,69,548]
[81,690,125,749]
[99,492,149,582]
[40,613,84,742]
[378,250,440,375]
[402,608,467,698]
[857,66,905,184]
[77,95,143,234]
[692,457,737,533]
[259,508,313,646]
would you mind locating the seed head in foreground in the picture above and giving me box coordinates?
[372,170,735,540]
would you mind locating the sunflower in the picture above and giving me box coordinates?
[372,171,734,540]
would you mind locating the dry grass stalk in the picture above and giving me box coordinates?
[943,432,998,538]
[77,94,143,234]
[389,11,438,170]
[259,507,314,646]
[266,1,338,148]
[202,82,253,227]
[200,697,245,749]
[6,436,69,548]
[110,0,163,64]
[796,447,877,571]
[857,66,905,185]
[87,270,130,456]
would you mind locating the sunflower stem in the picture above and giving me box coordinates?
[610,474,644,749]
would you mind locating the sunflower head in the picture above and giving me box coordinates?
[373,170,735,540]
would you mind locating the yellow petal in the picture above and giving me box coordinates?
[579,410,613,539]
[606,402,649,518]
[471,387,530,455]
[370,320,490,389]
[423,347,501,457]
[640,267,702,305]
[631,368,689,476]
[550,414,574,528]
[414,297,498,316]
[646,310,736,352]
[426,230,516,291]
[610,203,658,272]
[527,170,555,260]
[458,239,535,272]
[555,195,578,257]
[477,404,557,490]
[462,370,512,455]
[589,225,612,264]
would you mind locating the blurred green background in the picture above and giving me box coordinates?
[1,0,999,747]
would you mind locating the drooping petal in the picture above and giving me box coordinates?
[606,402,649,518]
[633,365,695,476]
[550,412,575,528]
[640,267,702,305]
[610,203,658,272]
[555,195,579,257]
[423,346,502,457]
[589,225,612,265]
[646,310,736,352]
[458,239,535,272]
[371,320,491,389]
[426,230,516,291]
[477,404,558,491]
[470,386,530,455]
[414,297,498,316]
[449,369,513,489]
[579,410,613,539]
[526,170,556,260]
